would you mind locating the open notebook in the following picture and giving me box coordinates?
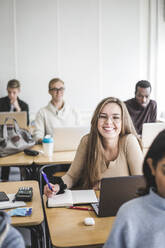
[47,189,98,208]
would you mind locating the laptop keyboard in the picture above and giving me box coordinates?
[95,202,99,208]
[91,201,100,215]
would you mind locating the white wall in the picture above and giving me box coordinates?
[156,0,165,117]
[101,0,143,100]
[0,0,154,122]
[0,0,15,92]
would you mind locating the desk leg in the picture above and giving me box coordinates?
[20,167,27,180]
[24,224,45,248]
[45,219,52,248]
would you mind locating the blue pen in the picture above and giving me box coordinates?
[41,171,53,191]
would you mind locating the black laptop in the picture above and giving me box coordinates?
[91,175,146,217]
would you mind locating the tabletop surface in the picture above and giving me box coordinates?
[0,145,76,166]
[1,180,44,226]
[33,145,76,165]
[0,152,34,166]
[43,193,115,248]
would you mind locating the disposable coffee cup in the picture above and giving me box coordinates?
[42,135,54,157]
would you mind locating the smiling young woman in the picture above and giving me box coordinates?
[44,96,143,197]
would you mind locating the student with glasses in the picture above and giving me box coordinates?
[44,97,143,197]
[33,78,81,144]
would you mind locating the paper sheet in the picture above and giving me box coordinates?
[0,194,26,210]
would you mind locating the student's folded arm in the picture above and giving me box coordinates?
[19,100,29,125]
[126,134,143,175]
[62,135,88,189]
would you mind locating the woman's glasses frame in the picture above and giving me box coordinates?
[98,113,121,124]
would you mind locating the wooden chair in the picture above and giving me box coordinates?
[39,163,70,195]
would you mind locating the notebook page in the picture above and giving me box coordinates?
[48,189,73,207]
[0,194,26,210]
[71,190,98,204]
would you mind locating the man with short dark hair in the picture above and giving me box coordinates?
[0,79,29,181]
[125,80,157,135]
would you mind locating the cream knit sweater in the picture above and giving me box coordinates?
[33,101,81,141]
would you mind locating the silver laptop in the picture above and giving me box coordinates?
[53,126,90,151]
[92,175,146,217]
[142,122,165,149]
[0,111,27,129]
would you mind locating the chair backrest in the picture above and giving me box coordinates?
[39,164,70,195]
[142,122,165,155]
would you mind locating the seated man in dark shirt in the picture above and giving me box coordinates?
[125,80,157,135]
[0,79,29,181]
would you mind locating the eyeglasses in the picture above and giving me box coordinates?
[98,113,121,123]
[49,87,65,93]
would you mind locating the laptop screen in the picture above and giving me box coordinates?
[53,126,90,151]
[92,175,146,217]
[142,123,165,149]
[0,111,27,129]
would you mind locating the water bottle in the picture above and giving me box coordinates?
[42,135,54,157]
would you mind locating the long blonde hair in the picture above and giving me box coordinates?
[81,97,141,189]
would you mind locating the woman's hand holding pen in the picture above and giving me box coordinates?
[42,171,60,197]
[44,183,60,197]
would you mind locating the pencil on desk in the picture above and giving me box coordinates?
[66,206,94,211]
